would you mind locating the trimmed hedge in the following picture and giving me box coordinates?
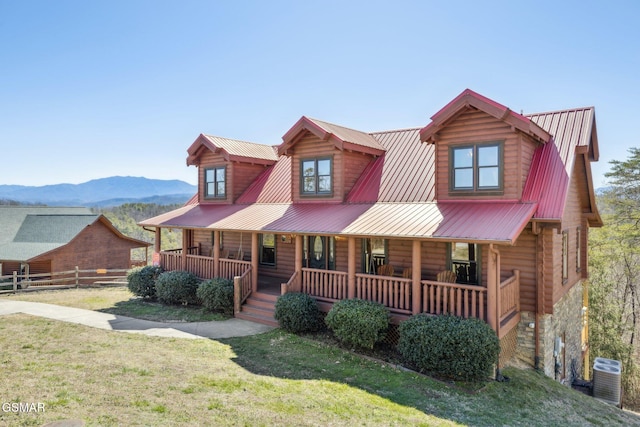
[197,278,234,314]
[274,292,323,333]
[155,270,200,305]
[325,298,389,349]
[127,265,163,298]
[398,314,500,382]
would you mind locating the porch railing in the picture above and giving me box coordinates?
[158,251,250,281]
[185,255,216,279]
[160,252,181,272]
[219,259,251,281]
[355,273,412,314]
[499,270,520,323]
[233,266,253,314]
[282,270,300,294]
[164,246,199,255]
[421,279,487,321]
[301,268,348,301]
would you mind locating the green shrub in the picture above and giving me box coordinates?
[155,270,200,305]
[127,265,163,298]
[325,298,389,349]
[274,292,323,333]
[398,314,500,381]
[197,278,234,314]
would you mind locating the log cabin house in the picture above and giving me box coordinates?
[0,206,150,280]
[140,89,602,382]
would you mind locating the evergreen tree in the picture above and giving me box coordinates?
[589,148,640,406]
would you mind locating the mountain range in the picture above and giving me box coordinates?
[0,176,197,207]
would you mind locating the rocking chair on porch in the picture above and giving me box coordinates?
[436,270,457,283]
[377,264,394,277]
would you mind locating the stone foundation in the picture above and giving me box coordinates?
[514,282,585,384]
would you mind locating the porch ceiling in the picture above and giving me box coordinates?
[140,201,537,245]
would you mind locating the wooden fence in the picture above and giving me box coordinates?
[0,267,129,293]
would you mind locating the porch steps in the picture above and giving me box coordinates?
[236,291,279,328]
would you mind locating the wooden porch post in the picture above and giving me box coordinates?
[154,228,161,253]
[181,229,188,270]
[294,235,302,272]
[487,244,499,332]
[251,232,259,292]
[412,240,422,314]
[295,235,303,292]
[213,230,220,277]
[348,237,356,299]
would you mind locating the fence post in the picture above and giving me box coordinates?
[13,271,17,292]
[233,276,241,315]
[75,266,79,288]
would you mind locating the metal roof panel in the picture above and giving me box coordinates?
[347,128,435,203]
[523,107,595,220]
[141,201,536,244]
[236,156,292,204]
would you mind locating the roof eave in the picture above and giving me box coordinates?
[341,141,385,156]
[227,154,276,166]
[577,147,603,228]
[278,116,329,155]
[187,134,224,166]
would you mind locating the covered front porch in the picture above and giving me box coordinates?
[155,229,520,339]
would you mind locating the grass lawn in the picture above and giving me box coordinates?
[2,286,227,322]
[1,288,639,426]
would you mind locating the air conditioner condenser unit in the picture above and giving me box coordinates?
[592,357,622,406]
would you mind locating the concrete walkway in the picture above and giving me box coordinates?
[0,300,273,339]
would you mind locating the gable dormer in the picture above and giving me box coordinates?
[278,117,385,203]
[187,134,277,204]
[420,89,550,201]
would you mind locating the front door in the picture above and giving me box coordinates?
[309,236,327,269]
[305,235,335,270]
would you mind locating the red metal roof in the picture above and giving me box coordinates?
[145,90,600,243]
[278,116,386,156]
[140,201,536,244]
[347,128,435,203]
[235,155,293,204]
[523,107,596,220]
[187,134,277,166]
[184,193,198,206]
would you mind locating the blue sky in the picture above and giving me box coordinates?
[1,1,637,188]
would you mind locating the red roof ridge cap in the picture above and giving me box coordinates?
[202,133,271,147]
[369,126,422,135]
[525,106,595,117]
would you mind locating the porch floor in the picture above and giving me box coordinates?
[257,275,282,296]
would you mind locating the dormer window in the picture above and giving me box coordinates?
[205,166,226,198]
[301,157,332,196]
[450,142,503,193]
